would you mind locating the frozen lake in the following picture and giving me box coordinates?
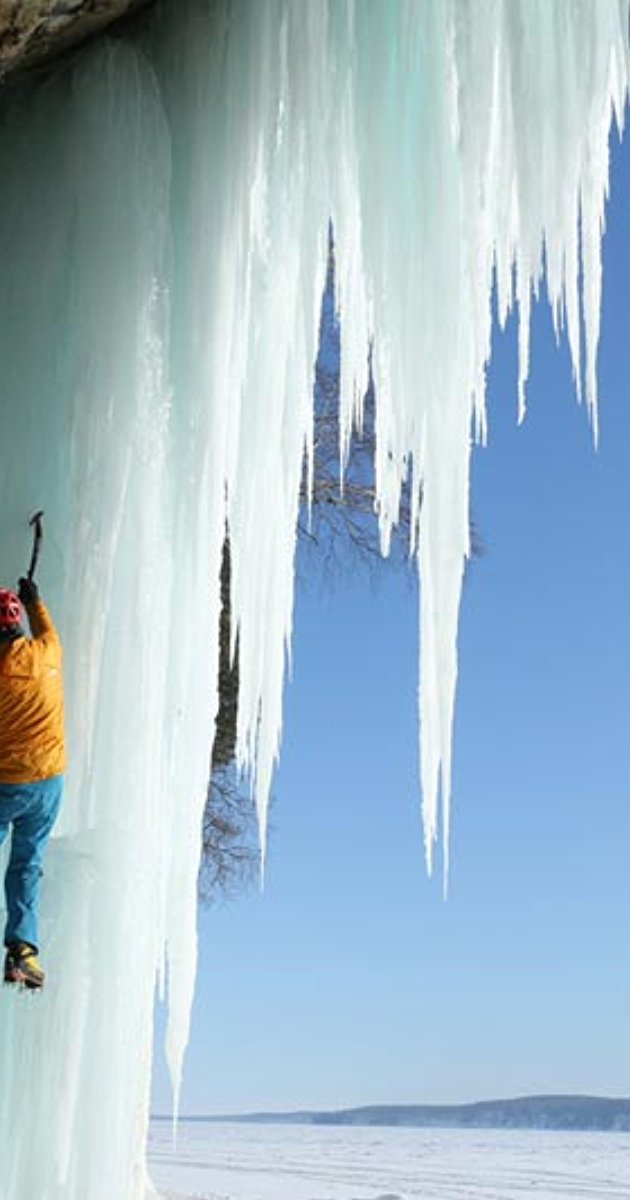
[148,1120,630,1200]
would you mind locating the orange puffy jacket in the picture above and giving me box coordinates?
[0,599,66,784]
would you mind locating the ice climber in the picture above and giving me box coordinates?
[0,579,65,989]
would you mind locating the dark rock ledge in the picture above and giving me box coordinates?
[0,0,152,80]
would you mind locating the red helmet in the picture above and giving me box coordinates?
[0,589,22,628]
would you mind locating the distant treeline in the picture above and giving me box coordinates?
[160,1095,630,1132]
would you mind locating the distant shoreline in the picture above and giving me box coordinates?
[152,1094,630,1132]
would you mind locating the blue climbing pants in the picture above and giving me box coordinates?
[0,775,63,952]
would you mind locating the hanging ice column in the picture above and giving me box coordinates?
[327,0,630,875]
[0,2,627,1198]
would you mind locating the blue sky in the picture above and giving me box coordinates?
[152,124,630,1116]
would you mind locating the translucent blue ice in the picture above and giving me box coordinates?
[0,3,627,1196]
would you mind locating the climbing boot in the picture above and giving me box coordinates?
[3,942,45,989]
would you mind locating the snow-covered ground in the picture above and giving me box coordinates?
[147,1120,630,1200]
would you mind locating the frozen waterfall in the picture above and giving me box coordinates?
[0,2,627,1197]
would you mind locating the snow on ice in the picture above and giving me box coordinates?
[147,1121,630,1200]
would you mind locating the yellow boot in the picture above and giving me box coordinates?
[4,942,45,989]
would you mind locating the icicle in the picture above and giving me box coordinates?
[0,2,628,1196]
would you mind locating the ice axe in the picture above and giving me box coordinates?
[27,510,44,582]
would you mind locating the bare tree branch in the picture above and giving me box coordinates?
[199,764,260,905]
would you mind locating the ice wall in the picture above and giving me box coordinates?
[0,3,627,1198]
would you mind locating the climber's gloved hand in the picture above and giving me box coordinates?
[18,577,39,606]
